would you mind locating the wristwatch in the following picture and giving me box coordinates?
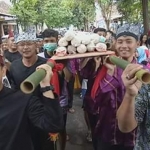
[40,85,54,93]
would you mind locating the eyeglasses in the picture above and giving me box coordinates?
[17,41,36,47]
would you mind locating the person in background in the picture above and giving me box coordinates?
[106,30,114,43]
[136,34,148,64]
[38,29,58,58]
[80,56,103,148]
[93,28,106,37]
[0,54,63,150]
[4,31,21,63]
[67,58,80,114]
[79,28,106,144]
[40,28,73,150]
[1,38,8,55]
[36,38,43,54]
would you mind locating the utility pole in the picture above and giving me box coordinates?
[142,0,149,34]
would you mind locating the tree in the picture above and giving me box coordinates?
[11,0,39,30]
[42,0,73,28]
[97,0,114,29]
[117,0,149,33]
[62,0,95,30]
[11,0,95,30]
[142,0,149,34]
[117,0,142,23]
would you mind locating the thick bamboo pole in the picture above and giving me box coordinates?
[108,56,150,84]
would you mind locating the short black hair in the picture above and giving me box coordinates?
[107,30,114,36]
[94,28,106,33]
[42,29,58,39]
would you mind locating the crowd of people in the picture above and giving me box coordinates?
[0,24,150,150]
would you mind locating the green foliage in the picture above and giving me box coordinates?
[43,0,73,28]
[11,0,95,30]
[62,0,95,30]
[11,0,39,29]
[117,0,142,23]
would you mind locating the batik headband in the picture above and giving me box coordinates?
[116,23,141,40]
[14,26,37,43]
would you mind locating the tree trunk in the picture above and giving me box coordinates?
[142,0,149,34]
[105,19,110,30]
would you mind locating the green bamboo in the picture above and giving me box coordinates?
[20,62,55,94]
[109,56,150,84]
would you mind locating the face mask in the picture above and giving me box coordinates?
[43,43,57,52]
[99,36,106,43]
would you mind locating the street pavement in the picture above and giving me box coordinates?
[66,94,93,150]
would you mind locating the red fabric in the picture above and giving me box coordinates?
[91,65,107,100]
[145,49,149,58]
[47,59,64,96]
[8,30,14,38]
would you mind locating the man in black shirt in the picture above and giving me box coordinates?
[0,55,63,150]
[4,36,21,63]
[9,29,58,150]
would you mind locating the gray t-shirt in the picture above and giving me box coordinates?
[134,84,150,150]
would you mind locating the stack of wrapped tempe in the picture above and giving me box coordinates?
[55,31,107,57]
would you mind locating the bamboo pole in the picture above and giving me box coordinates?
[108,56,150,84]
[20,61,55,94]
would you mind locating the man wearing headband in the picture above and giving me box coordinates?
[117,29,150,150]
[89,24,141,150]
[9,27,60,150]
[0,55,63,150]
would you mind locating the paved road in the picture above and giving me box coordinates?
[66,94,93,150]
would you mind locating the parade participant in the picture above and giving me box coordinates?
[80,28,107,145]
[1,38,8,52]
[93,28,106,37]
[0,55,63,150]
[91,24,141,150]
[117,64,150,150]
[80,56,103,148]
[10,28,46,92]
[4,31,21,63]
[106,30,114,43]
[40,28,72,150]
[38,29,58,58]
[9,26,58,150]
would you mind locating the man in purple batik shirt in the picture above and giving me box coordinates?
[93,24,141,150]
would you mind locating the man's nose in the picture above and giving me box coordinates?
[122,42,127,48]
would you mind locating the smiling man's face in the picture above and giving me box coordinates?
[116,36,138,59]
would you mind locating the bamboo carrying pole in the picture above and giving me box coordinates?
[108,56,150,84]
[20,61,55,94]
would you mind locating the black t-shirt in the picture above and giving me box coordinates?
[4,50,22,62]
[0,87,63,150]
[9,56,57,150]
[10,56,47,91]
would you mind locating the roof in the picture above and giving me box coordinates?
[0,1,12,16]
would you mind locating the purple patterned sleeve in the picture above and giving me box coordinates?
[80,59,96,79]
[100,74,120,93]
